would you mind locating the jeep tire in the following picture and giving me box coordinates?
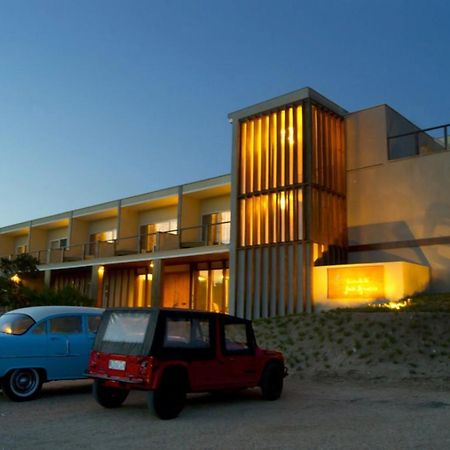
[93,380,129,408]
[148,371,187,420]
[260,362,284,401]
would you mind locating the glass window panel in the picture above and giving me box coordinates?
[50,316,82,334]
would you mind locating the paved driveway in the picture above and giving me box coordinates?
[1,377,449,449]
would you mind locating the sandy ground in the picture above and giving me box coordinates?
[1,377,449,450]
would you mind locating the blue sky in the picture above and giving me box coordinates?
[1,0,449,226]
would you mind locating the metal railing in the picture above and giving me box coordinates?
[2,222,231,265]
[388,123,449,160]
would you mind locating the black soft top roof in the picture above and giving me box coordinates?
[103,307,252,324]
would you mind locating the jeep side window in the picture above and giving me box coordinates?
[164,317,211,349]
[224,323,250,353]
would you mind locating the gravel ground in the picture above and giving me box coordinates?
[1,377,449,450]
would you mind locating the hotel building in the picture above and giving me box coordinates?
[1,88,449,317]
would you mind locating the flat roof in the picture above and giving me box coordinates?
[228,87,348,121]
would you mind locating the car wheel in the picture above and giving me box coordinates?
[260,362,284,401]
[2,368,43,402]
[93,380,129,408]
[148,372,187,420]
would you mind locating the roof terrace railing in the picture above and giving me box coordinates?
[2,222,231,265]
[388,123,449,160]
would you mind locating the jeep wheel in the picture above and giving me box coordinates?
[93,380,129,408]
[2,368,42,402]
[148,372,187,420]
[260,362,284,401]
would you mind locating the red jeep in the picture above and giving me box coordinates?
[87,308,286,419]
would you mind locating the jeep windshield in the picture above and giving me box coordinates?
[94,309,157,356]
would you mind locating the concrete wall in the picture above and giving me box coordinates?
[347,106,450,291]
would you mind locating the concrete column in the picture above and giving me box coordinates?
[90,265,104,307]
[44,270,52,288]
[151,260,163,307]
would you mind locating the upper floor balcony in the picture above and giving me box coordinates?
[2,221,231,266]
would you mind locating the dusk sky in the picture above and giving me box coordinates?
[1,0,449,227]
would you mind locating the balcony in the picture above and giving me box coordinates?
[5,222,231,265]
[388,123,449,160]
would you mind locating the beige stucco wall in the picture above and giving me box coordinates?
[180,196,201,242]
[347,105,450,291]
[348,151,450,245]
[47,227,69,244]
[88,217,118,235]
[0,235,14,256]
[346,105,387,170]
[14,234,29,250]
[69,218,89,246]
[138,206,178,227]
[29,228,47,253]
[199,195,230,216]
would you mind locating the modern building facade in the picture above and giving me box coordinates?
[1,88,448,317]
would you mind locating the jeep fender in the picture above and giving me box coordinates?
[152,363,190,391]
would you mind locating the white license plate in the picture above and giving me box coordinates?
[108,359,126,371]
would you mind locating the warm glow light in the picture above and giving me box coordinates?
[10,274,21,284]
[328,266,384,299]
[97,266,105,277]
[369,298,411,310]
[150,262,154,268]
[279,194,286,211]
[4,326,12,334]
[138,274,152,281]
[198,276,207,282]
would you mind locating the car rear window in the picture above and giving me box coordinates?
[0,313,35,335]
[94,310,156,356]
[103,312,150,343]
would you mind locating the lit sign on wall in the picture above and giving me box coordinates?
[327,266,385,299]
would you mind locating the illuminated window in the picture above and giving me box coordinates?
[202,211,230,245]
[140,219,177,252]
[192,262,229,313]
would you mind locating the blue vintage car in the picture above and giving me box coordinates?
[0,305,104,401]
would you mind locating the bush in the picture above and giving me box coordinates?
[27,286,94,307]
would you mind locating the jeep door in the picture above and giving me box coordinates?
[218,319,258,387]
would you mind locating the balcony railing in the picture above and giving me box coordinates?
[388,123,449,160]
[3,222,231,265]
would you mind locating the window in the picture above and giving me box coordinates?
[32,322,46,335]
[50,316,82,334]
[202,211,230,245]
[15,245,28,255]
[87,316,102,334]
[224,322,250,353]
[0,314,35,335]
[103,312,150,344]
[164,317,210,349]
[49,238,68,250]
[88,230,117,255]
[140,220,177,252]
